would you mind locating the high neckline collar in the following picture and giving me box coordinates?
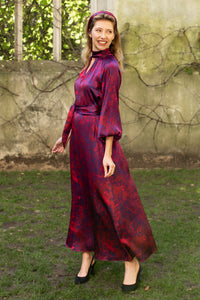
[92,48,112,58]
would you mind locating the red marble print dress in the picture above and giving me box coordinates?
[62,48,157,262]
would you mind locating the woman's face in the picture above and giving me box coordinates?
[89,19,115,52]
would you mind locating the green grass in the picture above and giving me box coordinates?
[0,169,200,300]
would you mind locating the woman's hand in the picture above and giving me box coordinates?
[52,137,64,154]
[103,155,115,178]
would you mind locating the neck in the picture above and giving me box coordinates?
[92,48,112,58]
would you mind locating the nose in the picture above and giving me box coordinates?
[100,31,106,38]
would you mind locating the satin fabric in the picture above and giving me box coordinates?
[62,48,157,261]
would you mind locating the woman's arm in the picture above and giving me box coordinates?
[103,136,115,178]
[97,62,122,142]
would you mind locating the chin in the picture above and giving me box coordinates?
[96,45,109,51]
[93,42,110,51]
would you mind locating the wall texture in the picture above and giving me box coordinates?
[115,0,200,167]
[0,61,78,170]
[0,0,200,169]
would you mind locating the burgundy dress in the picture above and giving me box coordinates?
[62,48,157,262]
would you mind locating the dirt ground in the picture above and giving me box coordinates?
[0,153,200,171]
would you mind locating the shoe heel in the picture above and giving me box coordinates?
[91,262,96,275]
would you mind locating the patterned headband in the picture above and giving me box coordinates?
[88,10,117,29]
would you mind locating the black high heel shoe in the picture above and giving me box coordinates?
[121,265,142,293]
[75,255,96,284]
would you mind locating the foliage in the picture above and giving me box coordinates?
[0,169,200,299]
[62,0,90,60]
[0,0,15,60]
[0,0,90,60]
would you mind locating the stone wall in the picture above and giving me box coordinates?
[115,0,200,167]
[0,61,79,170]
[0,59,200,170]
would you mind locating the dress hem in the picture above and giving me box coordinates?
[65,242,157,262]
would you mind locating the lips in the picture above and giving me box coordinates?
[98,41,107,45]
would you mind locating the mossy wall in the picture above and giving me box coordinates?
[0,61,77,168]
[114,0,200,165]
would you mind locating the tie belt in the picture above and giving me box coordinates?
[75,104,100,116]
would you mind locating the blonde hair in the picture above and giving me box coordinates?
[81,13,124,71]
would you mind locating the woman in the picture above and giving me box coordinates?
[52,11,157,293]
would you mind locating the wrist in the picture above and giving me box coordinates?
[104,152,112,158]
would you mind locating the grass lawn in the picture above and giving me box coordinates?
[0,169,200,300]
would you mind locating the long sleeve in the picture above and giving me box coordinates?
[62,104,75,148]
[97,61,122,142]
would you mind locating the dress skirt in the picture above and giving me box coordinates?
[66,110,157,262]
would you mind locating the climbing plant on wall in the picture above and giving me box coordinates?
[0,0,90,60]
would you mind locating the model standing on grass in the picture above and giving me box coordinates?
[52,11,157,293]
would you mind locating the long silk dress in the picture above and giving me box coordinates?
[62,48,157,262]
